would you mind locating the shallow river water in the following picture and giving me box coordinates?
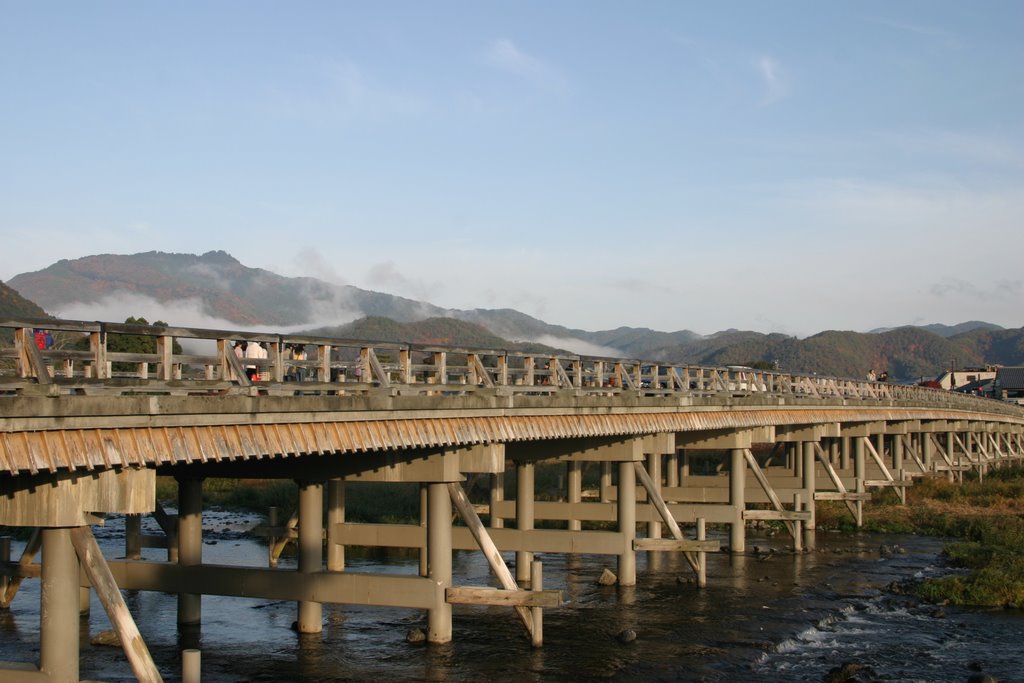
[1,513,1021,682]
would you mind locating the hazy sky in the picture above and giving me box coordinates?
[2,2,1022,336]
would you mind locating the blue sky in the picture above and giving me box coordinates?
[2,1,1022,336]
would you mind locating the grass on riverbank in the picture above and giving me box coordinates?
[816,466,1024,607]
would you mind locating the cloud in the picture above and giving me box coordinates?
[484,39,565,91]
[608,278,679,297]
[365,261,441,302]
[753,55,788,105]
[292,248,349,285]
[531,334,623,358]
[54,293,252,331]
[929,277,1023,302]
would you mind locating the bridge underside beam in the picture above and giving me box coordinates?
[0,467,155,527]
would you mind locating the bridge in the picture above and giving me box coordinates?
[1,317,1023,682]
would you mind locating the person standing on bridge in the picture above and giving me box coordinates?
[244,341,267,380]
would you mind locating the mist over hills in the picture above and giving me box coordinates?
[6,250,1023,381]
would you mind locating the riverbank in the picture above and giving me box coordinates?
[816,465,1024,608]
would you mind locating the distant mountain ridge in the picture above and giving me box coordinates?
[8,251,1024,380]
[869,321,1003,337]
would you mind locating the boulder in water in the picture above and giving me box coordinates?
[91,629,121,647]
[823,661,879,682]
[597,568,617,586]
[617,628,637,643]
[406,628,427,644]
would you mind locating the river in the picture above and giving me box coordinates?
[1,512,1021,682]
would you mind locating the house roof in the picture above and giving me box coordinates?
[996,366,1024,390]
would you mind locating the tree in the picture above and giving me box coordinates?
[76,316,183,372]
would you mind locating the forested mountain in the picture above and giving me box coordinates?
[640,325,1024,381]
[9,251,1024,381]
[0,280,48,319]
[9,251,447,326]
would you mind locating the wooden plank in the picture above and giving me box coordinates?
[70,526,163,683]
[105,561,439,609]
[743,509,812,521]
[446,586,562,608]
[814,492,872,501]
[632,539,719,552]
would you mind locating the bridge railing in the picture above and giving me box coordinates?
[1,317,1021,417]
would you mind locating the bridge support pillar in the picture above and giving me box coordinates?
[892,433,906,503]
[922,431,934,471]
[326,479,345,572]
[426,482,452,643]
[666,451,679,487]
[854,438,865,527]
[41,527,79,683]
[646,452,662,540]
[729,448,746,553]
[567,461,582,532]
[840,436,851,470]
[945,432,956,482]
[599,462,613,502]
[177,476,203,627]
[516,462,535,584]
[297,480,324,633]
[617,460,636,586]
[802,441,816,531]
[489,473,505,529]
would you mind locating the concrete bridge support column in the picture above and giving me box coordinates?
[666,451,679,487]
[297,480,324,633]
[125,514,142,560]
[489,473,505,529]
[419,484,429,576]
[854,438,865,528]
[599,462,613,503]
[840,436,851,471]
[729,448,746,553]
[802,441,816,531]
[327,479,345,572]
[646,452,662,540]
[567,462,582,532]
[40,527,79,683]
[426,482,452,643]
[516,462,535,584]
[793,442,803,478]
[944,432,955,481]
[177,476,203,627]
[617,460,637,586]
[922,432,934,471]
[892,434,906,502]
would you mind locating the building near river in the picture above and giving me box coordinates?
[995,367,1024,405]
